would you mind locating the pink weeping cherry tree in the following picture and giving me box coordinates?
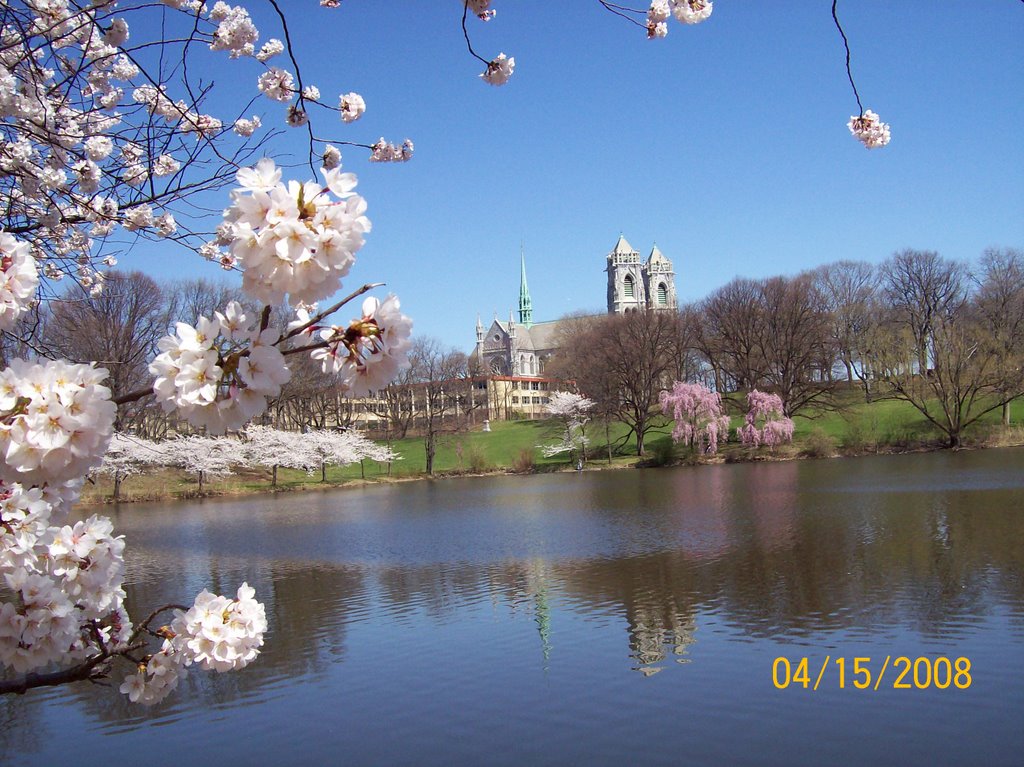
[659,381,732,455]
[738,390,795,449]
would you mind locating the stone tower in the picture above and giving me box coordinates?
[643,244,677,311]
[606,234,647,314]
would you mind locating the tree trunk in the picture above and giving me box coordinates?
[605,419,612,464]
[198,470,204,495]
[636,431,645,457]
[272,464,278,487]
[113,473,122,502]
[321,460,327,482]
[425,432,435,475]
[1003,401,1011,427]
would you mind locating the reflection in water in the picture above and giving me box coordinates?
[3,449,1024,766]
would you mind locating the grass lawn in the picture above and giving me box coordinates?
[81,391,1024,505]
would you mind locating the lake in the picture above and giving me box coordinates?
[3,449,1023,766]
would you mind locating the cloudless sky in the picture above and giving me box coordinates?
[132,1,1024,350]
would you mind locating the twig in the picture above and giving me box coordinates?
[831,0,863,116]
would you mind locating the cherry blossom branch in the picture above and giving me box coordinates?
[460,4,491,66]
[0,655,114,695]
[113,386,156,406]
[831,0,864,116]
[596,1,647,27]
[280,282,383,342]
[128,603,190,645]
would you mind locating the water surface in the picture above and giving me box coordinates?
[3,449,1023,766]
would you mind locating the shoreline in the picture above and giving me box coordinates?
[78,433,1024,508]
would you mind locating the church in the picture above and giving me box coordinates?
[471,235,677,418]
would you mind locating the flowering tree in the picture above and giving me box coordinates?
[0,0,895,707]
[241,425,316,487]
[305,428,397,483]
[161,434,247,494]
[738,390,795,449]
[539,391,595,464]
[95,432,167,501]
[659,381,731,455]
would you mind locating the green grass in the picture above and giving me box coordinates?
[81,392,1024,505]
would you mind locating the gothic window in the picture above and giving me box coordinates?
[657,283,668,306]
[624,274,635,299]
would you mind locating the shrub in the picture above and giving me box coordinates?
[802,427,835,458]
[649,439,677,467]
[512,448,536,473]
[467,445,491,473]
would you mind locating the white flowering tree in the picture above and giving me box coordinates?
[241,425,316,487]
[539,391,595,465]
[305,428,397,483]
[161,434,247,494]
[1,0,893,707]
[94,432,168,501]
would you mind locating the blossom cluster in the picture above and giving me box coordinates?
[0,359,115,488]
[311,294,414,397]
[221,159,371,306]
[482,54,515,86]
[0,233,39,331]
[120,583,266,705]
[848,109,892,149]
[0,481,130,674]
[149,301,290,434]
[647,0,713,38]
[369,138,415,163]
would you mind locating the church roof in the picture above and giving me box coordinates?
[647,244,670,264]
[612,234,637,255]
[493,319,565,352]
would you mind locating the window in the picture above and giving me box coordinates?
[512,396,519,404]
[624,274,634,298]
[511,381,518,390]
[542,397,550,404]
[531,381,539,390]
[532,396,540,404]
[657,283,668,306]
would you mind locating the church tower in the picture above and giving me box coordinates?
[606,234,647,314]
[518,248,533,328]
[642,244,677,311]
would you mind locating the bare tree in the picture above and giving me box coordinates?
[814,260,878,400]
[751,274,835,416]
[42,271,172,430]
[409,337,469,475]
[696,274,834,416]
[558,311,677,457]
[696,277,763,393]
[881,250,970,375]
[868,249,1024,447]
[974,247,1024,425]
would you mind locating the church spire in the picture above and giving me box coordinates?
[518,244,533,328]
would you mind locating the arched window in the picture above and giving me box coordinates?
[623,274,634,299]
[657,283,668,306]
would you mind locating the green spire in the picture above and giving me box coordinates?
[518,245,533,328]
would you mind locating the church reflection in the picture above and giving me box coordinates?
[8,450,1023,734]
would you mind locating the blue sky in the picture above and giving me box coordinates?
[133,2,1023,350]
